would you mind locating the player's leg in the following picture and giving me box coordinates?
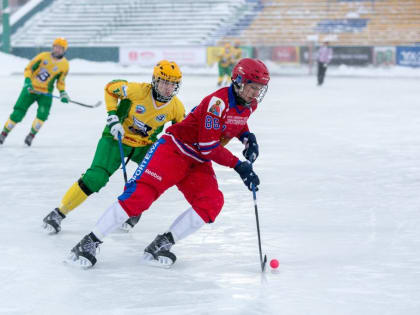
[24,95,52,146]
[0,88,36,144]
[43,136,129,233]
[221,66,229,86]
[217,63,224,86]
[67,137,189,267]
[143,162,224,267]
[317,61,324,85]
[177,162,224,225]
[321,63,328,85]
[117,138,189,218]
[224,65,233,85]
[81,136,131,193]
[119,145,151,231]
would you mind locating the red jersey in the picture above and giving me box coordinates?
[165,86,257,168]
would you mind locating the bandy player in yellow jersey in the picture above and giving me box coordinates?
[217,43,235,86]
[42,60,186,234]
[0,37,70,146]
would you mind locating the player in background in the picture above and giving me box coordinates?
[66,58,269,268]
[232,40,242,66]
[0,37,70,146]
[317,41,333,86]
[217,43,235,86]
[42,60,185,234]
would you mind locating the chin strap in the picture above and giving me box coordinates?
[152,83,172,103]
[232,83,251,108]
[52,52,65,59]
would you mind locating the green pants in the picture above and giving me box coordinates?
[10,87,53,123]
[218,63,232,77]
[81,135,151,193]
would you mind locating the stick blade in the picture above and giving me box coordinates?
[261,254,267,272]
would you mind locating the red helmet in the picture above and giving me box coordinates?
[232,58,270,86]
[232,58,269,104]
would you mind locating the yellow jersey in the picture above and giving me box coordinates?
[218,47,235,68]
[104,80,185,148]
[24,51,69,93]
[232,46,242,64]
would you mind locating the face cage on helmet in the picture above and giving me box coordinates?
[52,45,66,59]
[235,81,268,104]
[152,77,181,103]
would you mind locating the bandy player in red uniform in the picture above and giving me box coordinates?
[67,58,270,268]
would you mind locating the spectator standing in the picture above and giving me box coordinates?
[317,41,333,86]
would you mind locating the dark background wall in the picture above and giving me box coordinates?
[11,46,120,62]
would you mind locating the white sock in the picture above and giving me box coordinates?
[169,207,205,242]
[92,201,129,240]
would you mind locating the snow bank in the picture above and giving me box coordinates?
[1,51,419,78]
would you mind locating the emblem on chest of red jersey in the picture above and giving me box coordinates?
[207,97,225,117]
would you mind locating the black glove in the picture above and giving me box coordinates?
[234,161,260,191]
[242,133,259,163]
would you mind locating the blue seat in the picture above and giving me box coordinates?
[315,19,368,33]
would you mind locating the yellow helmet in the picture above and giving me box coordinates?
[152,60,182,102]
[153,60,182,83]
[53,37,68,50]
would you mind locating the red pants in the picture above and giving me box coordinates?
[118,135,224,223]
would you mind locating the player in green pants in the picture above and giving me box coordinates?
[0,37,70,146]
[42,60,186,234]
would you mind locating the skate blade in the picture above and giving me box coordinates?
[118,223,133,233]
[140,253,173,269]
[64,252,93,269]
[42,223,59,235]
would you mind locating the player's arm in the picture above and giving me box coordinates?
[23,52,44,90]
[195,99,239,168]
[104,80,128,139]
[196,102,259,191]
[239,129,259,163]
[57,61,70,103]
[23,52,44,78]
[237,49,242,59]
[104,80,128,113]
[219,50,228,64]
[219,123,250,147]
[327,48,333,64]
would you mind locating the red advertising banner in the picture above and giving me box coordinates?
[272,46,299,63]
[120,47,206,66]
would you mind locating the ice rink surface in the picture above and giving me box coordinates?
[0,71,420,315]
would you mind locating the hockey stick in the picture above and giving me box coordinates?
[252,183,267,272]
[28,89,102,108]
[117,132,142,228]
[117,132,128,183]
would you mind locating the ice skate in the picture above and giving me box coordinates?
[42,208,65,234]
[119,215,141,232]
[66,233,102,268]
[0,131,8,144]
[141,232,176,268]
[24,133,35,146]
